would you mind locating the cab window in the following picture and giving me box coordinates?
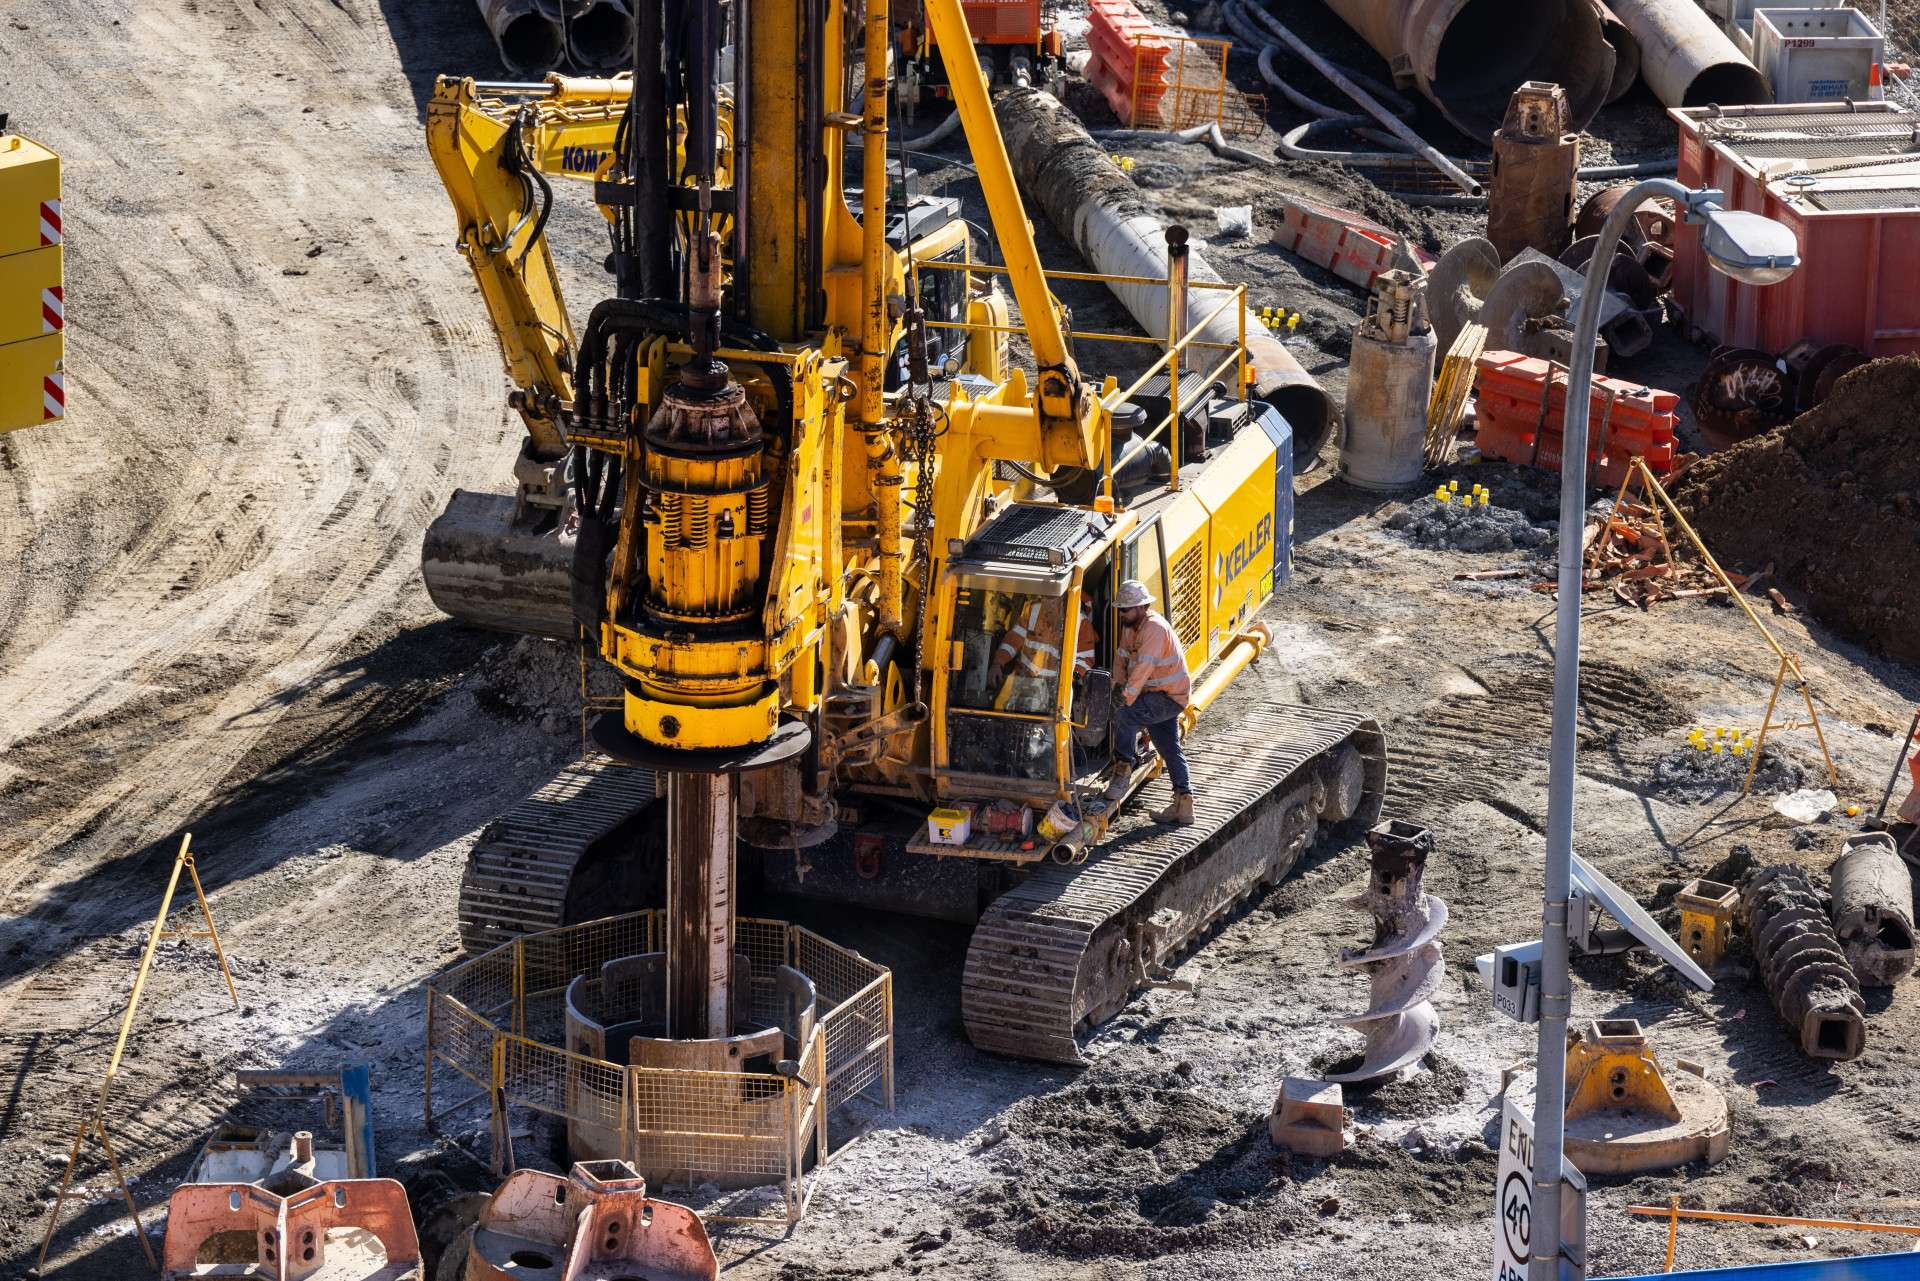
[946,583,1064,782]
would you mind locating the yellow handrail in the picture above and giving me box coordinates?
[912,256,1244,290]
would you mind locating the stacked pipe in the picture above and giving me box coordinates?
[1314,0,1617,140]
[474,0,636,75]
[1327,820,1446,1084]
[565,0,636,70]
[1740,864,1867,1061]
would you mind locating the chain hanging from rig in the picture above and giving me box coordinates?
[904,399,937,707]
[899,296,940,708]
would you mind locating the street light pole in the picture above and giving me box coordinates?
[1527,178,1799,1280]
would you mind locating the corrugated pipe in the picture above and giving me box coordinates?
[476,0,565,75]
[994,86,1334,462]
[1315,0,1616,140]
[564,0,634,70]
[1608,0,1767,109]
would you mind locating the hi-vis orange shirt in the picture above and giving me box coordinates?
[1114,611,1191,707]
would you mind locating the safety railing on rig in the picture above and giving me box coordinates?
[909,257,1252,496]
[423,911,892,1226]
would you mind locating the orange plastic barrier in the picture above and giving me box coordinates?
[1472,350,1677,486]
[1087,0,1170,124]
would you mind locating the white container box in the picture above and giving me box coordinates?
[1723,0,1855,56]
[1754,7,1887,102]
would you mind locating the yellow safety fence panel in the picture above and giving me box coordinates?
[424,911,892,1226]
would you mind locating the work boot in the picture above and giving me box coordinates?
[1152,792,1195,826]
[1105,768,1133,802]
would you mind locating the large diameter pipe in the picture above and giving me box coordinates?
[993,87,1334,463]
[476,0,565,75]
[1240,5,1481,195]
[1316,0,1616,140]
[564,0,634,70]
[1608,0,1767,108]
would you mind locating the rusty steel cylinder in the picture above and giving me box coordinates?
[1487,83,1580,263]
[1830,832,1917,987]
[565,0,636,70]
[1741,864,1866,1061]
[1315,0,1616,140]
[1340,271,1436,491]
[1608,0,1768,108]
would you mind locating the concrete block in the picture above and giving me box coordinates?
[1269,1077,1347,1157]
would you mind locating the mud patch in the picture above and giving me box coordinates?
[958,1066,1298,1257]
[1385,495,1552,553]
[1650,741,1804,800]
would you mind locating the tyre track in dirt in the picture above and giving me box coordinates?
[0,0,517,1187]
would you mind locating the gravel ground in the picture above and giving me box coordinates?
[5,2,1920,1280]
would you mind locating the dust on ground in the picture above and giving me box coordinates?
[6,1,1920,1280]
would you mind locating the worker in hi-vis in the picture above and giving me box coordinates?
[993,596,1097,714]
[1104,579,1194,825]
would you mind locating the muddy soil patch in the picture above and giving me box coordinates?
[954,1062,1491,1259]
[1674,357,1920,665]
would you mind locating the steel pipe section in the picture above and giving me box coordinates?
[993,87,1334,462]
[1609,0,1768,108]
[565,0,636,70]
[1317,0,1616,140]
[476,0,565,75]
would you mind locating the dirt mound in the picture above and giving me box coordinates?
[1673,357,1920,665]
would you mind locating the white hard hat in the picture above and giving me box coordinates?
[1115,579,1153,609]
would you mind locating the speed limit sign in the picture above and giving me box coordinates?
[1492,1093,1586,1280]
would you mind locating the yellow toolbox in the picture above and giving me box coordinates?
[1,126,63,432]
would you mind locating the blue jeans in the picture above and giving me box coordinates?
[1113,690,1191,795]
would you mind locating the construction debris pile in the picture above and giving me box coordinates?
[1652,739,1804,800]
[1580,493,1722,608]
[1674,356,1920,665]
[1383,494,1552,553]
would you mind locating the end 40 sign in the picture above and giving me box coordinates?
[1494,1092,1588,1281]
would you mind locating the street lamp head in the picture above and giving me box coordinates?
[1699,207,1801,286]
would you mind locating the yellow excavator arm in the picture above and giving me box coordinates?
[425,75,634,456]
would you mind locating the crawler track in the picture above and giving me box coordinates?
[457,755,658,953]
[962,703,1387,1063]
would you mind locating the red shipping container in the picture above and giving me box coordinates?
[1670,102,1920,359]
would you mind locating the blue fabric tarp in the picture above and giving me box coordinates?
[1608,1252,1919,1281]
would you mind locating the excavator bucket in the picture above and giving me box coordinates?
[421,490,578,640]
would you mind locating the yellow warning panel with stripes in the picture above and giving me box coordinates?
[0,124,63,433]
